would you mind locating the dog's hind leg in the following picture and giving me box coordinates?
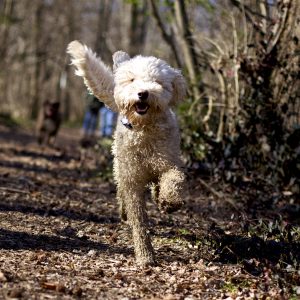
[124,185,155,266]
[158,167,185,213]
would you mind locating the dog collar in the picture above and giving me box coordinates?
[121,116,133,130]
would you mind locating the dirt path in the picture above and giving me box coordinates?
[0,125,299,299]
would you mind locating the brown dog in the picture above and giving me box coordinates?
[36,100,61,146]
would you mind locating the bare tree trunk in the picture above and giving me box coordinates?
[0,0,14,110]
[128,0,149,56]
[149,0,202,100]
[270,0,300,129]
[95,0,113,63]
[0,0,14,58]
[31,1,44,120]
[149,0,182,68]
[61,0,76,121]
[173,0,201,101]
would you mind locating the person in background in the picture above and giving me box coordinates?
[99,106,117,138]
[81,93,103,146]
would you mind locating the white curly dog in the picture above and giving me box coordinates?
[67,41,186,266]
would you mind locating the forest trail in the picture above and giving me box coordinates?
[0,125,299,299]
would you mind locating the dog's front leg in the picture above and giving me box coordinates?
[158,167,185,213]
[125,186,155,267]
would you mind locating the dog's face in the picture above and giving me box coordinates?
[113,52,186,126]
[44,100,60,118]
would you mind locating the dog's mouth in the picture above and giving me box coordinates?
[135,102,149,115]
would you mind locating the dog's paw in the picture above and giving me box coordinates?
[158,198,184,214]
[136,255,156,268]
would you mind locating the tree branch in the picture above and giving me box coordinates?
[148,0,182,68]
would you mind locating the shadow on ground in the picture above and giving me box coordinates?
[0,228,132,256]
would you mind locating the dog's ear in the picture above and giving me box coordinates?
[67,40,117,111]
[113,51,130,70]
[171,70,187,106]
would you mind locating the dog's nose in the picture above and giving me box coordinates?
[137,91,149,101]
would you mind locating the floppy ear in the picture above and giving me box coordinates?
[112,51,130,71]
[170,69,187,106]
[67,40,117,111]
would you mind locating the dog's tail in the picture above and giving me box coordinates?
[67,41,117,111]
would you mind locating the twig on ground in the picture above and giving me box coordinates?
[0,186,29,194]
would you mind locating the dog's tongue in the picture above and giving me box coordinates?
[135,102,149,114]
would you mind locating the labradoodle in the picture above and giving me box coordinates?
[67,41,186,266]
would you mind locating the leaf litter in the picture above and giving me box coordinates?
[0,125,299,299]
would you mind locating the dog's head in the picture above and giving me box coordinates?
[113,51,186,126]
[43,100,60,118]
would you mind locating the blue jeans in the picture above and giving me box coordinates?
[82,110,98,136]
[99,107,117,137]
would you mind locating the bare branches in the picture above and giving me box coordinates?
[149,0,203,102]
[148,0,182,68]
[266,0,290,54]
[229,0,268,35]
[231,15,240,116]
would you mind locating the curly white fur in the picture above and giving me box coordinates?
[67,41,117,111]
[67,41,187,266]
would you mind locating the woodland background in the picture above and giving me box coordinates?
[0,0,299,194]
[0,1,300,299]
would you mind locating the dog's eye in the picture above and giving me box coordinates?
[130,78,134,82]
